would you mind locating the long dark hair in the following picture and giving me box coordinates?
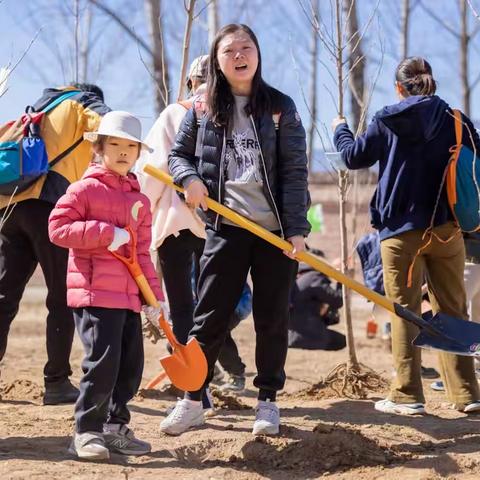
[395,57,437,96]
[206,24,271,126]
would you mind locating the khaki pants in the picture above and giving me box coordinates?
[381,222,479,405]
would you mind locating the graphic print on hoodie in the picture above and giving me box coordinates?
[222,95,279,231]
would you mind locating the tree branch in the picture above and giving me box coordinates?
[88,0,153,57]
[418,0,460,38]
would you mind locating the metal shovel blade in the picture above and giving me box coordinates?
[413,312,480,356]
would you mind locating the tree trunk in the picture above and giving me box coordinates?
[145,0,169,114]
[80,3,92,83]
[307,0,319,173]
[344,0,365,134]
[207,0,219,45]
[177,0,196,102]
[460,0,470,116]
[400,0,410,59]
[335,0,358,369]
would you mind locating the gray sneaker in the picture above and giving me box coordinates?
[68,431,110,460]
[218,375,246,393]
[103,424,151,456]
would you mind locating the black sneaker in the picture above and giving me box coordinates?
[43,379,79,405]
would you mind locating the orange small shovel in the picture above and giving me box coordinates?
[110,226,208,392]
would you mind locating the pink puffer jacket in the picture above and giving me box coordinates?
[49,163,163,312]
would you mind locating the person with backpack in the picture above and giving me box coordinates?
[161,23,310,436]
[49,111,164,460]
[332,57,480,415]
[0,84,110,405]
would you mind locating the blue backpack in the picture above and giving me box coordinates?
[446,110,480,232]
[0,90,81,196]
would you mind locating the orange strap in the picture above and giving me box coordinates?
[406,226,461,287]
[453,109,463,145]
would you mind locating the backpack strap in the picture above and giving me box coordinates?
[452,109,463,147]
[48,136,84,170]
[40,90,81,115]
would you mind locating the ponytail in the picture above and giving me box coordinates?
[395,57,437,96]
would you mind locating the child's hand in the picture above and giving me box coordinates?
[185,179,209,211]
[108,227,130,251]
[142,303,167,343]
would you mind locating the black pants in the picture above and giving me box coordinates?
[188,225,296,401]
[74,307,143,433]
[217,314,246,377]
[158,230,205,344]
[0,200,74,383]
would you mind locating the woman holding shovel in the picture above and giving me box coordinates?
[161,23,310,436]
[332,57,480,415]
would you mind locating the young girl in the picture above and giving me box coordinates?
[332,57,480,415]
[162,24,310,436]
[49,111,163,460]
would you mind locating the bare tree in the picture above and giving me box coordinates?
[207,0,219,44]
[306,0,319,172]
[400,0,410,59]
[144,0,170,112]
[420,0,480,116]
[344,0,365,133]
[177,0,197,101]
[297,0,386,398]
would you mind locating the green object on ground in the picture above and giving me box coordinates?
[307,203,324,233]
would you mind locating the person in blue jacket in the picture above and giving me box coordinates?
[332,57,480,416]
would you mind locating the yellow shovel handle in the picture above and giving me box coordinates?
[143,164,395,315]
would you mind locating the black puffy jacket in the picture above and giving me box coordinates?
[168,87,311,239]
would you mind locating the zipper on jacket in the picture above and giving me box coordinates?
[250,115,285,238]
[214,128,227,230]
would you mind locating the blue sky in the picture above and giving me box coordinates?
[1,0,479,171]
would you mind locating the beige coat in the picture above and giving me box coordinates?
[137,103,206,252]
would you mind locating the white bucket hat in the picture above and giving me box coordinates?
[84,111,152,152]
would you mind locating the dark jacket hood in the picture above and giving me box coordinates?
[376,95,449,142]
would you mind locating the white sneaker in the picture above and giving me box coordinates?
[160,399,205,436]
[68,431,110,460]
[374,399,425,415]
[165,388,215,417]
[455,401,480,413]
[252,400,280,435]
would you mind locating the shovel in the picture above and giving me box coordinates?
[110,226,208,391]
[144,164,480,358]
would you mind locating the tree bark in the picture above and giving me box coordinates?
[460,0,470,116]
[207,0,219,45]
[177,0,196,101]
[307,0,319,173]
[344,0,365,134]
[400,0,410,59]
[145,0,169,114]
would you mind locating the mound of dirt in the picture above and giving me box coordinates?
[171,421,401,474]
[0,379,43,401]
[210,387,252,410]
[136,382,183,401]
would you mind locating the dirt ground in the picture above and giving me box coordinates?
[2,185,480,479]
